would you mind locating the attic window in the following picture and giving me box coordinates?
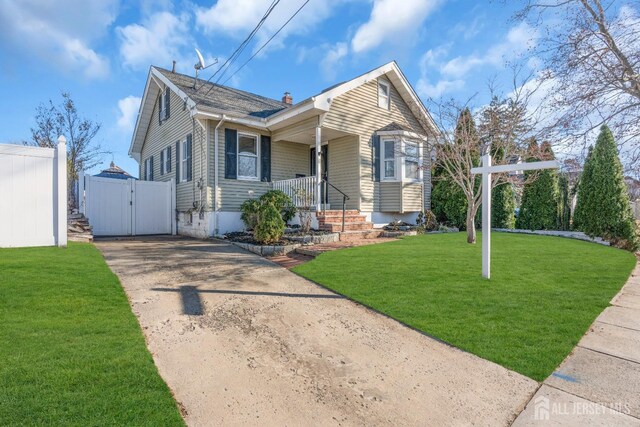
[378,79,390,109]
[159,87,170,122]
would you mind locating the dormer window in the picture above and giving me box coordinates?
[378,79,390,109]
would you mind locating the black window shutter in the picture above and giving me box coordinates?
[186,134,193,182]
[175,141,180,182]
[167,146,172,173]
[164,87,171,120]
[161,150,165,175]
[225,128,237,179]
[260,135,271,182]
[150,156,154,181]
[373,134,381,182]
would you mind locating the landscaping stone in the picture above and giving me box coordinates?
[494,228,610,245]
[285,233,339,244]
[228,240,300,257]
[380,230,417,238]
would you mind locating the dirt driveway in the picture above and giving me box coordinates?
[96,237,537,426]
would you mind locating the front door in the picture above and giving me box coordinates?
[310,145,328,205]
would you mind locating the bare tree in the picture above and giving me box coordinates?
[425,75,544,244]
[515,0,640,172]
[27,92,104,209]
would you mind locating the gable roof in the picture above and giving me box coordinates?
[155,67,290,118]
[129,61,439,161]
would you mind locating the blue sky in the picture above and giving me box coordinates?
[0,0,529,177]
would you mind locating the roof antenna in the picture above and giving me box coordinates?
[193,48,217,88]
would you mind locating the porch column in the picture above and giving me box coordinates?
[315,125,322,211]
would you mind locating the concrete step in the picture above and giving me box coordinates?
[320,222,373,232]
[338,230,383,241]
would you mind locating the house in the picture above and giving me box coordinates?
[94,161,136,180]
[129,61,439,238]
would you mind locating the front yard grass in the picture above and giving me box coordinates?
[0,243,184,426]
[292,232,636,381]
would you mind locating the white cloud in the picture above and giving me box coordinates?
[351,0,442,53]
[441,22,537,78]
[320,42,348,80]
[117,96,142,132]
[196,0,348,53]
[117,11,193,71]
[417,78,464,99]
[0,0,115,79]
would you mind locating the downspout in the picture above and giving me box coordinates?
[214,115,227,236]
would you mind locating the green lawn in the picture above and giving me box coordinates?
[293,232,636,381]
[0,243,184,426]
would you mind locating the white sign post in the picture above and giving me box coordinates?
[471,154,559,279]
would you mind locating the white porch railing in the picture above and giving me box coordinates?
[272,176,318,207]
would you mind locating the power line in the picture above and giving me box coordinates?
[221,0,311,87]
[198,0,280,97]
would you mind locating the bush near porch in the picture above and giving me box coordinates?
[292,232,635,381]
[0,243,184,425]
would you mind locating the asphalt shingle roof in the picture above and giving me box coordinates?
[156,67,291,118]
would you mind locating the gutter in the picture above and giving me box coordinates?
[213,115,226,236]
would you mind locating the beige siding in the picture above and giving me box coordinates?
[380,182,402,212]
[140,88,208,211]
[327,135,359,210]
[403,182,423,212]
[323,78,429,212]
[272,140,309,181]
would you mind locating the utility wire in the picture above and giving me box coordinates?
[198,0,280,97]
[221,0,310,87]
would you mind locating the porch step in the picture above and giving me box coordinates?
[319,222,374,232]
[68,213,94,243]
[317,214,366,224]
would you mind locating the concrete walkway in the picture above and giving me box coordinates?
[514,262,640,426]
[96,237,537,426]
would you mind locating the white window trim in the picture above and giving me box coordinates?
[379,138,424,183]
[144,157,152,181]
[180,138,189,183]
[378,79,390,110]
[237,131,260,181]
[381,138,396,181]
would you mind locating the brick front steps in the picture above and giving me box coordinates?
[317,210,374,233]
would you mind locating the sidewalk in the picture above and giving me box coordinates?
[514,261,640,425]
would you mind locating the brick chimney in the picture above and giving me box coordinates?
[282,92,293,105]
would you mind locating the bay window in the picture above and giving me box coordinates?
[383,139,396,180]
[404,141,420,180]
[379,138,423,182]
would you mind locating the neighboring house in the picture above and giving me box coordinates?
[129,61,439,237]
[94,161,136,180]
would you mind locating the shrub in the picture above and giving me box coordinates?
[416,210,438,233]
[492,182,515,229]
[574,125,638,251]
[431,179,468,229]
[516,141,559,231]
[259,190,296,224]
[254,203,285,244]
[240,199,260,230]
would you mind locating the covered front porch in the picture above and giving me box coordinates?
[269,116,359,211]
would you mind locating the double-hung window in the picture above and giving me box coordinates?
[378,79,390,109]
[160,146,171,175]
[144,157,153,181]
[404,141,420,180]
[180,138,190,182]
[383,139,396,180]
[237,133,259,180]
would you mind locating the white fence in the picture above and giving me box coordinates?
[272,176,317,207]
[0,139,67,248]
[82,174,175,236]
